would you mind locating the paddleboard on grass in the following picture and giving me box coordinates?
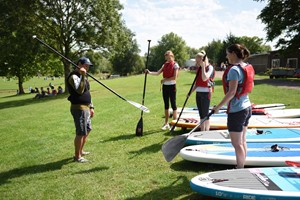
[186,128,300,145]
[178,108,300,119]
[179,143,300,166]
[171,116,300,130]
[170,103,286,116]
[264,109,300,118]
[190,166,300,200]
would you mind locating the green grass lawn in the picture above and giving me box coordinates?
[0,71,299,200]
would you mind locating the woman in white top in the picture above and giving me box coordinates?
[146,50,179,130]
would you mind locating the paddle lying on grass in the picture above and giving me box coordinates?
[32,35,150,113]
[136,40,151,136]
[162,110,214,162]
[169,53,206,133]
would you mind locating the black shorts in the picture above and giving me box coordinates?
[227,106,252,132]
[196,92,210,119]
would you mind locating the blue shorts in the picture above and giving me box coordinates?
[70,108,92,136]
[227,106,252,132]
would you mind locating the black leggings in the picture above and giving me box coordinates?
[162,84,177,110]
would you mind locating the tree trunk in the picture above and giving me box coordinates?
[18,76,25,94]
[63,61,71,93]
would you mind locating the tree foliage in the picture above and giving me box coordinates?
[32,0,133,91]
[148,32,189,70]
[255,0,300,51]
[0,0,47,94]
[0,0,136,93]
[110,29,144,76]
[201,33,271,66]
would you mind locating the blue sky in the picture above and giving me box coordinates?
[119,0,276,55]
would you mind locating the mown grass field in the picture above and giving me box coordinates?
[0,71,299,200]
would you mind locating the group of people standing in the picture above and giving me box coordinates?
[69,43,254,169]
[146,43,253,169]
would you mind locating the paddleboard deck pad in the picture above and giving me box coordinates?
[190,167,300,199]
[186,128,300,145]
[180,143,300,166]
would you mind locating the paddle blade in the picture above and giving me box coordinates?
[135,117,143,136]
[127,100,150,113]
[162,135,188,162]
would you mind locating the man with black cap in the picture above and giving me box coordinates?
[67,57,94,163]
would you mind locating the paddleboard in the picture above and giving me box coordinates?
[179,143,300,166]
[170,103,286,116]
[171,116,300,130]
[178,108,300,119]
[265,109,300,118]
[190,166,300,199]
[186,128,300,145]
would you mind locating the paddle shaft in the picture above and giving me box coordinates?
[170,54,206,133]
[162,110,214,162]
[33,35,141,106]
[187,110,214,136]
[136,40,151,136]
[140,40,151,117]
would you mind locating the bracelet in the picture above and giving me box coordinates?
[90,107,94,109]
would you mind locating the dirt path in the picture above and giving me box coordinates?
[215,71,300,90]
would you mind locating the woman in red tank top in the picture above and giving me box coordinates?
[146,50,179,130]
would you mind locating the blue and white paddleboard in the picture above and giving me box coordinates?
[190,166,300,199]
[179,143,300,166]
[186,128,300,145]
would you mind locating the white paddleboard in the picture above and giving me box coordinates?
[170,103,286,116]
[190,166,300,199]
[180,143,300,166]
[171,116,300,129]
[186,128,300,145]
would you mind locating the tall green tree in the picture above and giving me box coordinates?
[215,33,271,66]
[110,29,144,76]
[148,32,189,70]
[34,0,132,90]
[201,39,224,66]
[0,0,45,94]
[255,0,300,51]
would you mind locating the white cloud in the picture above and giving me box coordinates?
[120,0,275,55]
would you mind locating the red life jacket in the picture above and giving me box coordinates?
[195,65,215,91]
[163,61,175,78]
[222,64,255,99]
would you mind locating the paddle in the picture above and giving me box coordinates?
[33,35,150,113]
[136,40,151,136]
[162,110,214,162]
[169,54,207,133]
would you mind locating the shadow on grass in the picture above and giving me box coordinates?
[73,166,109,175]
[125,175,211,200]
[0,157,72,185]
[0,93,68,110]
[102,130,160,143]
[129,142,163,159]
[170,160,233,173]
